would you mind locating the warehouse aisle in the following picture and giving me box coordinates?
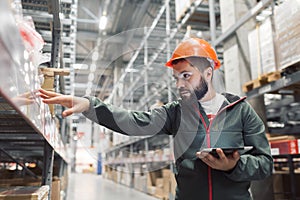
[66,173,159,200]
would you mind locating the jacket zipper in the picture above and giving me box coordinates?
[196,96,246,200]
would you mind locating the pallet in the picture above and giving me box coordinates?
[242,71,282,93]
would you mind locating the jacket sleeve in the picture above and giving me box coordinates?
[82,96,174,136]
[225,102,273,181]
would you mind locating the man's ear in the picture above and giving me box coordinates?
[204,67,213,82]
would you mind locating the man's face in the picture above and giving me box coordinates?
[172,60,208,101]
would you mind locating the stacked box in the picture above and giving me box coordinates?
[220,0,237,33]
[0,186,49,200]
[224,44,243,95]
[274,0,300,69]
[248,17,276,79]
[270,139,299,155]
[51,178,60,200]
[134,175,147,193]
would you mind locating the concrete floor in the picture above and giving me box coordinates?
[66,173,159,200]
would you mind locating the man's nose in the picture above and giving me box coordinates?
[176,79,185,89]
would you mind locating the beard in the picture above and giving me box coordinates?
[180,78,208,101]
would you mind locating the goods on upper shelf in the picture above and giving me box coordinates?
[274,0,300,70]
[248,17,276,80]
[244,0,300,93]
[270,138,300,155]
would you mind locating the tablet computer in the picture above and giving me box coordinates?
[200,146,253,157]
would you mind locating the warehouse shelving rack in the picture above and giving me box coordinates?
[0,0,77,199]
[245,63,300,200]
[240,1,300,199]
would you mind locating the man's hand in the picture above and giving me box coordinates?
[38,88,90,117]
[196,148,240,171]
[12,92,34,106]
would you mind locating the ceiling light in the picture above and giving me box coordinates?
[73,63,88,70]
[255,15,265,22]
[90,63,97,72]
[92,51,99,61]
[99,15,107,30]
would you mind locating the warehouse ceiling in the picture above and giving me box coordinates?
[73,0,220,106]
[74,0,166,100]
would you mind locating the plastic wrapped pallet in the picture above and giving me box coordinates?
[274,0,300,70]
[248,17,276,80]
[0,186,49,200]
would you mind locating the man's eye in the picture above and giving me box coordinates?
[182,73,191,79]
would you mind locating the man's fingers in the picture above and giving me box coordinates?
[232,151,240,160]
[196,151,209,157]
[38,88,61,97]
[62,108,74,117]
[42,96,69,105]
[216,148,226,160]
[38,93,50,99]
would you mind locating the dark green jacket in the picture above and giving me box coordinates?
[83,93,273,200]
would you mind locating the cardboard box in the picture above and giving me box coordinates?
[219,0,236,32]
[147,170,162,187]
[147,186,156,196]
[0,186,49,200]
[155,187,164,198]
[274,0,300,69]
[51,178,60,200]
[155,178,164,188]
[134,175,147,193]
[170,174,177,197]
[270,139,299,155]
[248,17,276,80]
[224,44,243,94]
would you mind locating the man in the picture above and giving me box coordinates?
[39,38,273,200]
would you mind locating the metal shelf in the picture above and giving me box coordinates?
[273,154,300,200]
[0,1,69,199]
[104,156,174,165]
[246,70,300,98]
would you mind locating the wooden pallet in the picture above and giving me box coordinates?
[242,71,282,93]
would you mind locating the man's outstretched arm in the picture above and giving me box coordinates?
[38,88,90,117]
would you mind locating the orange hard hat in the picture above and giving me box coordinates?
[165,38,221,70]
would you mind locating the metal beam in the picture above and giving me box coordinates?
[42,142,54,199]
[209,0,216,44]
[213,0,272,46]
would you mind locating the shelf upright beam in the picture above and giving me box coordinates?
[48,0,61,68]
[144,26,149,110]
[42,142,54,199]
[287,155,296,200]
[213,0,272,47]
[209,0,216,45]
[165,0,172,103]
